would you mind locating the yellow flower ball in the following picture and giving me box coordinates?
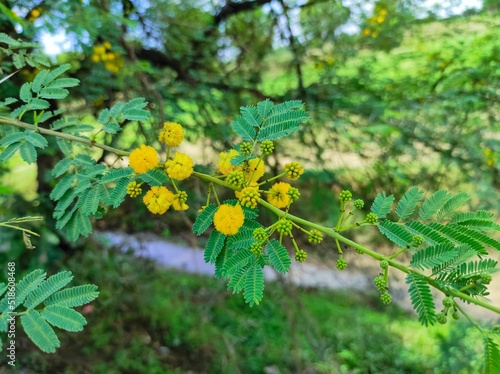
[165,152,193,181]
[243,158,265,183]
[172,192,189,211]
[143,186,174,214]
[159,122,184,147]
[129,145,159,174]
[217,149,241,176]
[213,204,245,236]
[267,182,291,209]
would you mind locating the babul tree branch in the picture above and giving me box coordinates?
[1,115,500,316]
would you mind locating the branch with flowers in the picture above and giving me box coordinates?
[0,48,500,368]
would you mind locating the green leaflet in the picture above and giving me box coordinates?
[451,210,495,224]
[52,158,73,178]
[231,115,256,141]
[227,228,255,250]
[371,192,395,219]
[21,310,60,353]
[100,167,133,183]
[0,142,22,162]
[240,106,261,127]
[0,269,46,311]
[227,264,251,294]
[24,271,74,309]
[257,99,274,119]
[266,239,291,274]
[80,187,101,215]
[19,141,37,163]
[139,169,169,186]
[431,244,477,276]
[108,178,132,208]
[406,273,436,327]
[419,190,451,221]
[244,262,264,307]
[257,107,308,141]
[44,285,99,308]
[404,221,452,246]
[193,204,217,236]
[204,230,226,264]
[484,337,500,374]
[64,209,92,241]
[378,220,413,248]
[395,186,424,220]
[410,243,457,270]
[215,246,229,279]
[428,223,488,255]
[223,248,254,278]
[436,192,471,222]
[41,305,87,332]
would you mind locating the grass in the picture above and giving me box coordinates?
[6,242,486,374]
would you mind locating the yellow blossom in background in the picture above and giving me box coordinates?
[362,29,371,37]
[267,182,291,209]
[129,144,159,174]
[159,122,184,146]
[213,204,245,236]
[243,158,265,183]
[143,186,174,214]
[165,152,193,181]
[217,149,241,176]
[103,41,112,49]
[91,54,100,62]
[172,192,189,211]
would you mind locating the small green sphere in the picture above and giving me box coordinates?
[260,140,274,156]
[354,199,365,209]
[380,292,392,305]
[336,258,347,270]
[436,312,448,325]
[339,190,353,203]
[253,227,268,241]
[240,141,253,155]
[412,235,424,246]
[366,212,378,224]
[443,297,454,308]
[452,312,460,320]
[276,219,293,236]
[295,249,307,263]
[380,260,389,270]
[374,275,387,293]
[308,230,323,244]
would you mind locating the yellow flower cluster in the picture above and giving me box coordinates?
[284,162,304,181]
[165,152,193,181]
[28,8,42,22]
[218,150,266,185]
[143,186,175,214]
[267,182,291,209]
[159,122,184,147]
[91,42,123,73]
[362,6,387,39]
[172,191,189,211]
[213,204,245,236]
[129,145,159,174]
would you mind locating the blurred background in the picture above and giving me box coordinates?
[0,0,499,372]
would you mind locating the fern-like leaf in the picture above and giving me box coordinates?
[223,248,254,278]
[378,220,413,248]
[395,186,424,220]
[139,169,169,186]
[410,243,457,270]
[108,178,131,208]
[371,192,395,219]
[80,187,100,215]
[406,273,436,326]
[52,158,73,178]
[451,210,495,224]
[204,230,226,264]
[266,239,291,274]
[215,246,229,279]
[231,115,256,140]
[100,167,133,183]
[193,204,217,236]
[454,220,500,232]
[41,305,87,332]
[257,99,274,118]
[257,100,308,141]
[50,174,76,201]
[244,262,264,307]
[21,309,60,353]
[404,221,452,246]
[227,228,255,250]
[419,190,451,221]
[65,209,92,241]
[227,265,250,294]
[436,192,471,222]
[428,223,488,255]
[44,285,99,307]
[431,244,477,276]
[24,271,73,309]
[0,269,46,311]
[484,337,500,374]
[450,225,500,252]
